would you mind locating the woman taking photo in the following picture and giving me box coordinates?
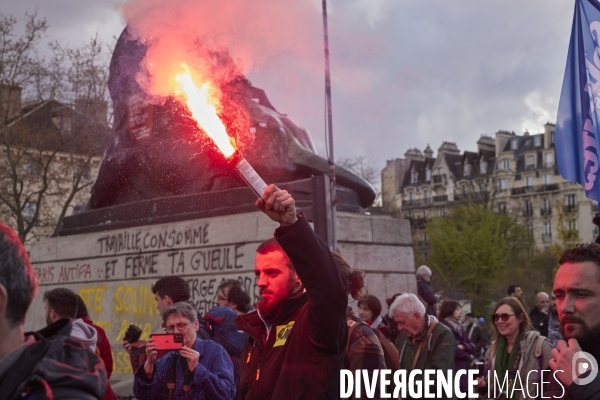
[439,301,474,394]
[478,297,552,400]
[134,302,236,400]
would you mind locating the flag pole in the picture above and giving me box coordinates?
[322,0,337,249]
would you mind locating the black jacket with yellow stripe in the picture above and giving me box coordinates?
[234,216,348,399]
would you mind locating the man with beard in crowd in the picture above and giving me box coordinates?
[545,244,600,398]
[234,185,348,399]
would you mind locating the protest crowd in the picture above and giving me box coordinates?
[1,185,600,400]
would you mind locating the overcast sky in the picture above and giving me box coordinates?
[3,0,575,173]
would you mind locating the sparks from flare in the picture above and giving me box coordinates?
[175,64,236,158]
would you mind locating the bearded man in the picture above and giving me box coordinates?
[545,243,600,399]
[234,185,348,399]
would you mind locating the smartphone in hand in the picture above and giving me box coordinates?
[151,333,184,350]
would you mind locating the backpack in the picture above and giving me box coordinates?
[0,319,107,400]
[198,306,247,359]
[346,314,400,371]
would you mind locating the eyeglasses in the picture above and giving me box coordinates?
[492,313,516,323]
[166,321,192,333]
[216,295,228,302]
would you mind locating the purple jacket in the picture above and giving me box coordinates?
[441,318,475,392]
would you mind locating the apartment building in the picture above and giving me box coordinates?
[381,123,597,256]
[0,83,107,244]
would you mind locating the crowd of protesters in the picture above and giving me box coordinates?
[2,186,600,399]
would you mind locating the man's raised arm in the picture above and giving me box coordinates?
[256,185,348,354]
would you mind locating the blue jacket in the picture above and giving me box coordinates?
[134,337,235,400]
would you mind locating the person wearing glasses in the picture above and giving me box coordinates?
[477,297,552,400]
[200,280,251,397]
[214,279,252,315]
[134,302,235,400]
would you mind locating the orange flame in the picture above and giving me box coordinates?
[175,64,236,158]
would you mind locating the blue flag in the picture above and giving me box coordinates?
[557,0,600,201]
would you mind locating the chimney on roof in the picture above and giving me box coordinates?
[404,148,424,163]
[495,130,514,157]
[0,82,22,122]
[438,141,460,155]
[544,123,556,148]
[423,144,434,158]
[477,135,495,152]
[74,96,108,126]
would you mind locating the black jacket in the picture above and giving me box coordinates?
[0,318,107,400]
[417,278,438,317]
[234,216,348,399]
[529,306,549,337]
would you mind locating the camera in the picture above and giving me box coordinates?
[123,324,143,343]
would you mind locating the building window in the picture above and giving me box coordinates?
[527,222,533,236]
[541,197,551,216]
[424,190,430,204]
[525,176,533,187]
[501,159,510,170]
[543,174,552,185]
[438,207,446,217]
[564,194,577,213]
[25,162,39,175]
[409,191,415,204]
[545,153,554,167]
[511,138,519,150]
[525,199,533,215]
[526,154,535,168]
[24,202,37,222]
[534,136,542,146]
[425,168,431,181]
[568,219,578,231]
[423,209,429,217]
[480,160,488,174]
[463,184,470,194]
[411,168,418,183]
[437,167,443,176]
[464,163,471,176]
[406,211,413,219]
[422,232,429,245]
[543,221,552,242]
[497,202,506,214]
[498,178,508,190]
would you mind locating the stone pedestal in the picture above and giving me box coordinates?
[26,210,415,391]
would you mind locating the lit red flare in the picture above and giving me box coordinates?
[174,64,267,197]
[175,64,236,158]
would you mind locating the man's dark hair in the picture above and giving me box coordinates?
[357,295,382,319]
[256,239,295,272]
[151,276,190,303]
[559,243,600,275]
[43,288,78,319]
[507,284,521,296]
[76,295,89,319]
[0,222,37,327]
[217,279,251,313]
